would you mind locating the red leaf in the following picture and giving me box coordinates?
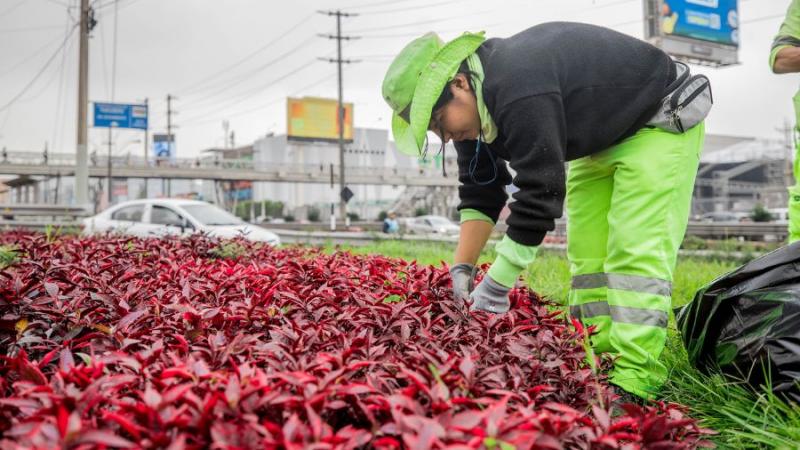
[74,430,136,448]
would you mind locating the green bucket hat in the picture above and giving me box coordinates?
[382,31,486,157]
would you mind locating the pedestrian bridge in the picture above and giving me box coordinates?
[0,151,458,187]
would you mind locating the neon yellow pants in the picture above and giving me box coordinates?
[567,123,705,399]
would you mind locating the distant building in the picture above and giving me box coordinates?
[693,134,792,215]
[250,127,446,220]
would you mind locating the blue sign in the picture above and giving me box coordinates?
[661,0,739,47]
[152,133,175,162]
[93,102,148,129]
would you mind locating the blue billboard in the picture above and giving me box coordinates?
[93,102,148,129]
[661,0,739,47]
[152,133,176,162]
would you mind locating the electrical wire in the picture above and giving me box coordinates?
[180,72,338,128]
[0,22,78,112]
[176,12,317,96]
[179,34,318,107]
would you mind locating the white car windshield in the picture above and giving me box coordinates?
[182,204,243,226]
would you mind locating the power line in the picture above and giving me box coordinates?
[52,0,77,153]
[0,25,63,32]
[356,0,465,15]
[42,0,71,6]
[742,12,787,24]
[318,9,359,225]
[24,26,77,102]
[178,41,352,125]
[340,0,420,10]
[0,22,78,112]
[178,58,321,123]
[179,35,318,107]
[0,33,64,78]
[110,0,118,100]
[359,21,506,39]
[0,0,26,17]
[180,72,338,127]
[176,12,317,96]
[349,9,494,33]
[98,2,111,99]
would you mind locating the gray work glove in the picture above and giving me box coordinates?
[449,263,477,304]
[469,275,511,314]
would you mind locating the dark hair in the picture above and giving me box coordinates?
[428,60,478,178]
[432,60,478,113]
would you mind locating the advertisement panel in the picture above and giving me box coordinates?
[287,97,353,143]
[660,0,739,47]
[153,133,176,162]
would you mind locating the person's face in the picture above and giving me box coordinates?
[428,73,481,144]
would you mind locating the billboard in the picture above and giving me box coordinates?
[94,102,148,129]
[287,97,353,143]
[152,134,176,162]
[660,0,739,46]
[645,0,739,67]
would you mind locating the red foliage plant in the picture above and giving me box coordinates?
[0,232,712,449]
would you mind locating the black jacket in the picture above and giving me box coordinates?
[455,22,677,246]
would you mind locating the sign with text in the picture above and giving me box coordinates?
[93,102,148,129]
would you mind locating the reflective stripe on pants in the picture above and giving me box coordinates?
[566,123,705,399]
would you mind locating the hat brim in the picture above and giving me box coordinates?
[391,113,422,156]
[395,32,486,158]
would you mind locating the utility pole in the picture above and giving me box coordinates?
[318,10,360,225]
[75,0,96,208]
[165,94,176,197]
[107,125,113,204]
[143,97,149,163]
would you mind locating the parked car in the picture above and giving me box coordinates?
[768,208,789,224]
[82,199,280,245]
[405,215,460,235]
[698,212,749,223]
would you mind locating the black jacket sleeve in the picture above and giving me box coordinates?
[496,93,568,246]
[454,139,512,223]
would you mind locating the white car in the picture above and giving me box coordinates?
[82,199,280,245]
[405,215,460,236]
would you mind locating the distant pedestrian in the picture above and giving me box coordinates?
[382,211,399,234]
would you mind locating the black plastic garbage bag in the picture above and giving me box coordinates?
[675,240,800,403]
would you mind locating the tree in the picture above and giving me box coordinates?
[751,204,773,222]
[307,207,321,222]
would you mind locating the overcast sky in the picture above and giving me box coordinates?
[0,0,796,159]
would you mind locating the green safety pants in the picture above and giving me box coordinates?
[789,91,800,243]
[566,123,705,399]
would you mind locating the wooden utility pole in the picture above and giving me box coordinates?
[318,10,359,225]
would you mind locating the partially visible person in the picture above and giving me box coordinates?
[383,212,400,234]
[770,0,800,243]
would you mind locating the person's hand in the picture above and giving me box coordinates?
[449,263,477,304]
[469,275,511,314]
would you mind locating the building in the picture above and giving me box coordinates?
[252,127,427,221]
[693,134,792,216]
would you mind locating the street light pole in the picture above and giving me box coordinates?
[107,125,113,204]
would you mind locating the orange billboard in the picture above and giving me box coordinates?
[287,97,353,143]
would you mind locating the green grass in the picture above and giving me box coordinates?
[0,245,18,268]
[329,240,800,449]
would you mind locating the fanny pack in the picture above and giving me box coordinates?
[646,61,713,133]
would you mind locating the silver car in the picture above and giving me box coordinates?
[82,199,280,245]
[405,215,460,236]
